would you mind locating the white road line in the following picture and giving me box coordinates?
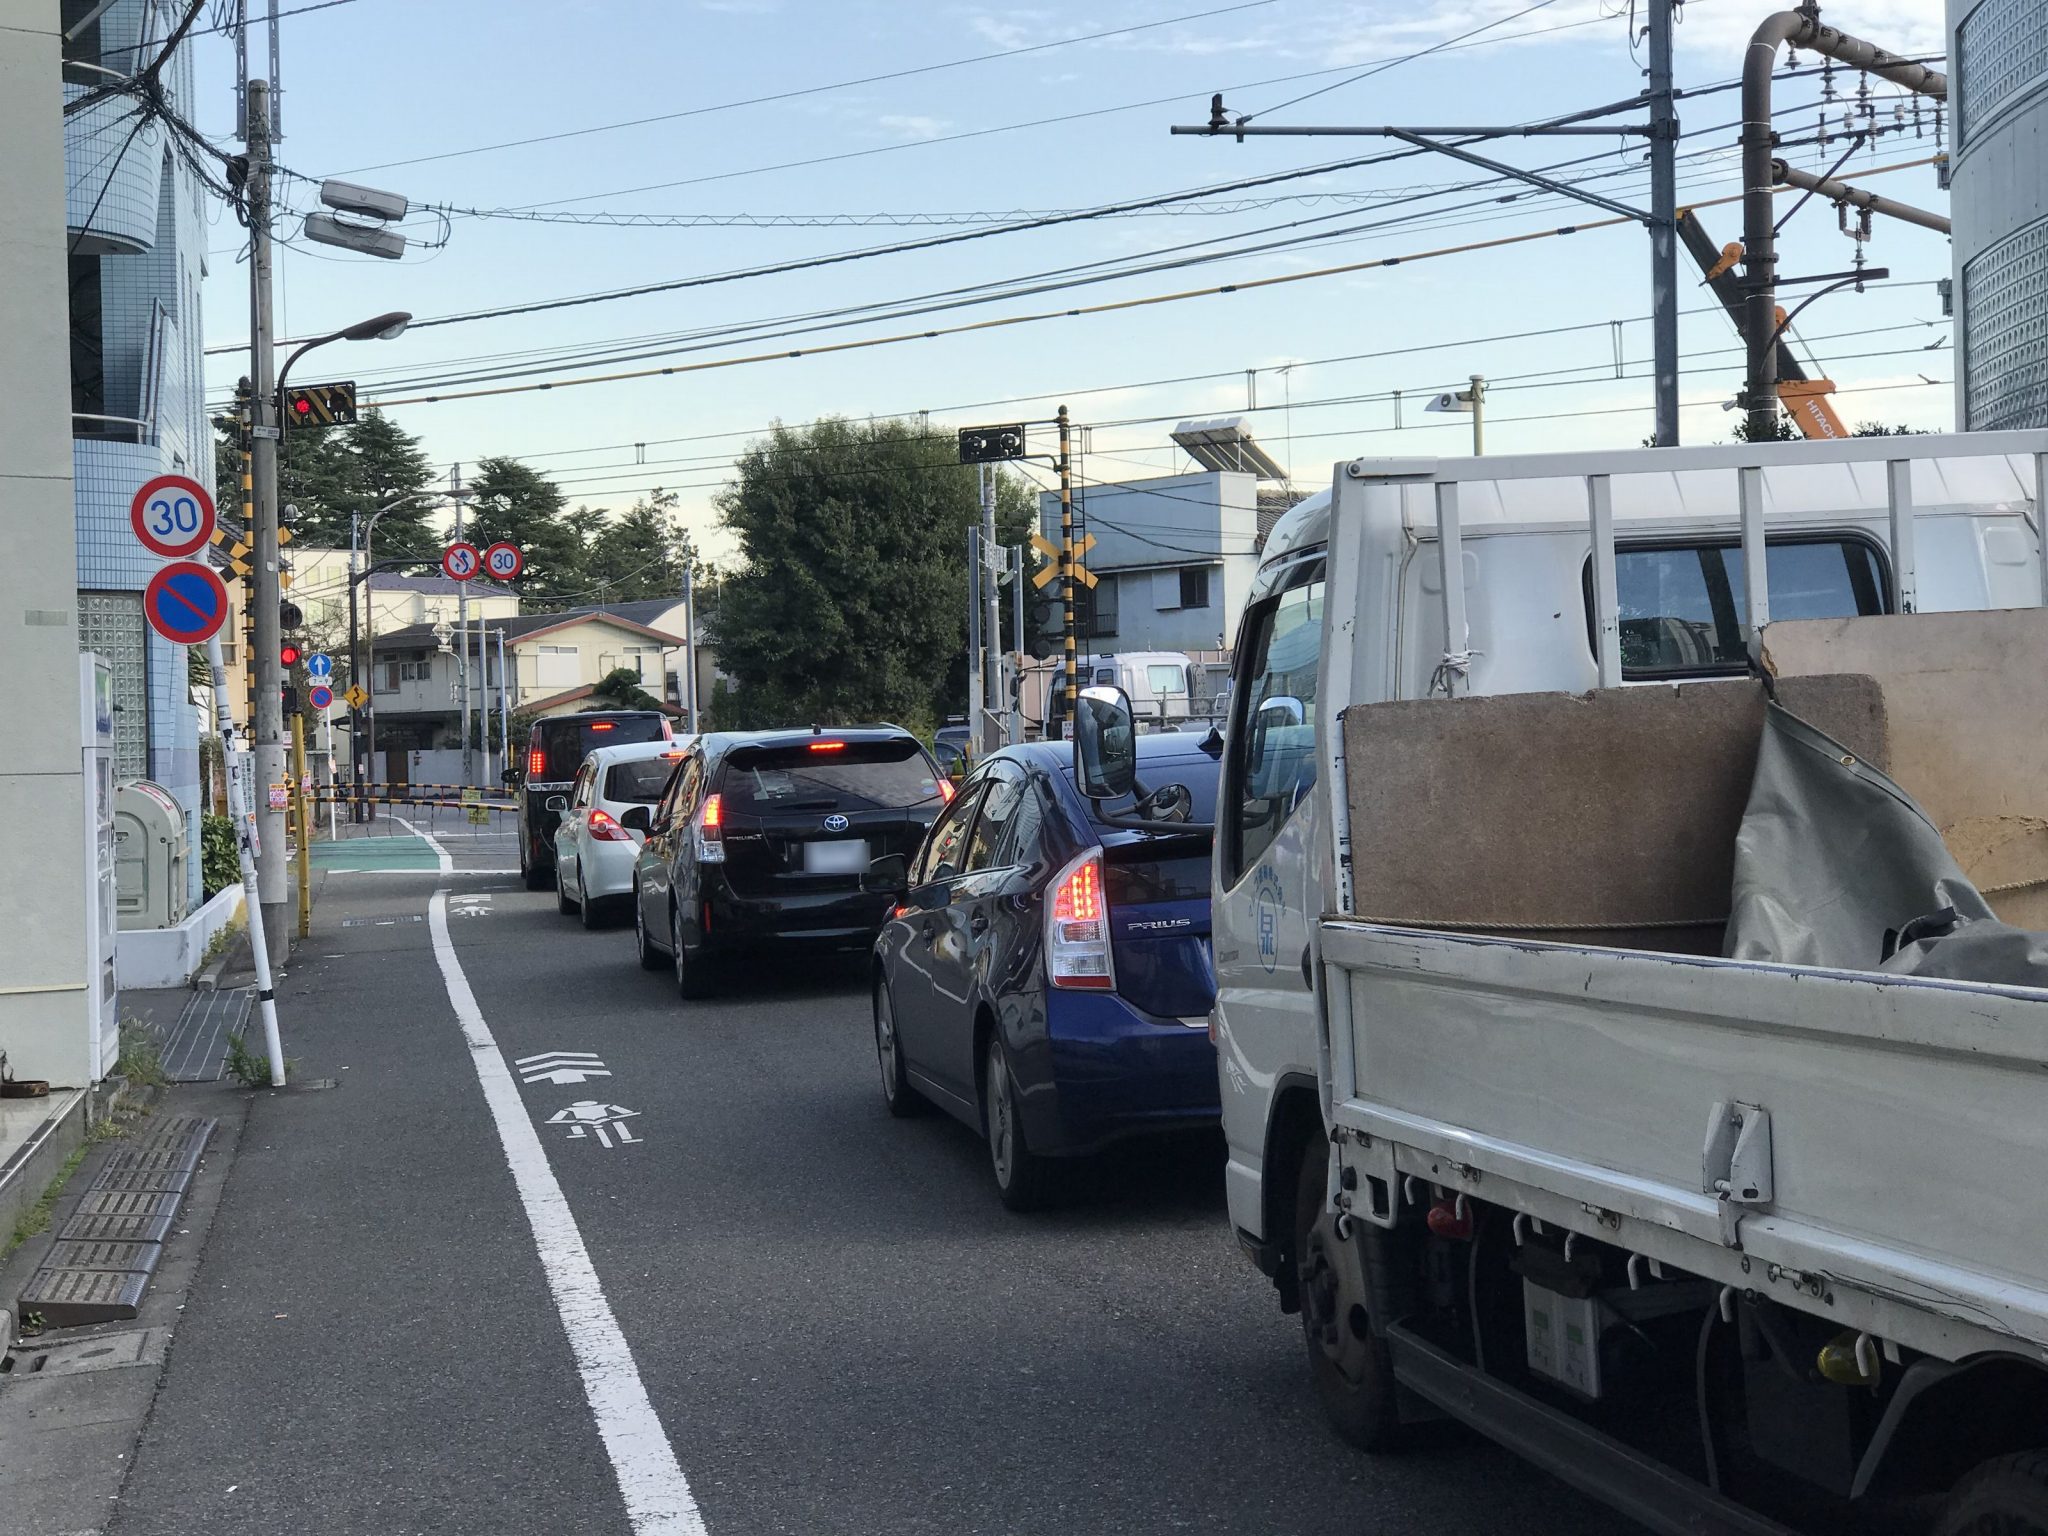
[323,867,519,876]
[394,815,454,875]
[427,892,707,1534]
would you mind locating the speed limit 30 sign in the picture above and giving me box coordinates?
[131,474,217,560]
[482,542,524,581]
[442,542,482,582]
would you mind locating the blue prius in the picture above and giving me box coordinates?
[869,728,1223,1210]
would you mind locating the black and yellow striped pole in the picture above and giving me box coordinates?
[1057,404,1075,739]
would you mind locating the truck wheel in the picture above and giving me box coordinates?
[1935,1451,2048,1535]
[522,838,550,892]
[1294,1147,1399,1451]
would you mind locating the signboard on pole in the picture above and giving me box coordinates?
[483,542,524,581]
[130,474,216,560]
[343,683,369,711]
[309,684,334,711]
[305,652,334,679]
[441,542,481,582]
[142,561,230,645]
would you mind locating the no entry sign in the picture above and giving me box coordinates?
[143,560,229,645]
[131,474,216,560]
[442,542,481,582]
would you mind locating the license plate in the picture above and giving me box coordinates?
[804,839,868,875]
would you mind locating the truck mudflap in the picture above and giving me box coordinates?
[1383,1323,1799,1536]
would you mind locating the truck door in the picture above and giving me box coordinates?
[1213,557,1326,1235]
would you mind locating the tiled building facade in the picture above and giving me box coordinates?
[65,0,213,908]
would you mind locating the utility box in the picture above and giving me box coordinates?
[115,780,190,931]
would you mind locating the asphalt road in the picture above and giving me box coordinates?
[110,828,1638,1535]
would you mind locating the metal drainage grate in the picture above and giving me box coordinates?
[58,1208,176,1243]
[17,1267,151,1327]
[159,990,252,1083]
[71,1189,181,1222]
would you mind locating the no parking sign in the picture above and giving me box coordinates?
[142,562,229,645]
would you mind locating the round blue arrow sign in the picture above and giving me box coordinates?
[305,653,334,679]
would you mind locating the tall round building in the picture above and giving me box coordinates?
[1950,0,2048,429]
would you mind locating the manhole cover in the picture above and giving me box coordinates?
[18,1267,150,1326]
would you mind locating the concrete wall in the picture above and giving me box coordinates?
[0,1,94,1085]
[1950,0,2048,429]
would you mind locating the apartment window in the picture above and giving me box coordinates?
[1084,575,1118,640]
[535,644,579,689]
[399,658,432,682]
[1162,566,1212,611]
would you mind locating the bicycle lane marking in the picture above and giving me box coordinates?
[426,890,707,1535]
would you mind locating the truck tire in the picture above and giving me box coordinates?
[1294,1148,1399,1452]
[1935,1451,2048,1536]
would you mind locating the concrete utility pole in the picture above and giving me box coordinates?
[452,463,472,786]
[980,464,1001,753]
[678,532,700,734]
[967,525,984,754]
[246,77,289,964]
[1055,405,1077,738]
[1469,375,1486,456]
[1646,0,1678,448]
[496,628,511,782]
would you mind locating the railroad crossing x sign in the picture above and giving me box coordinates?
[1029,532,1096,590]
[343,683,369,710]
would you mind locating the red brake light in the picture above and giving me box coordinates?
[700,793,722,830]
[937,780,954,803]
[527,748,545,776]
[1046,849,1113,990]
[809,740,846,752]
[587,808,634,842]
[1052,859,1103,924]
[661,750,686,759]
[589,722,615,732]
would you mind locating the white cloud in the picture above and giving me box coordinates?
[878,113,950,140]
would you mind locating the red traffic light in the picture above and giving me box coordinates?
[292,397,314,416]
[280,642,303,666]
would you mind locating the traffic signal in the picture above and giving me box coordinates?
[280,641,303,667]
[958,424,1026,463]
[282,381,358,427]
[279,600,303,629]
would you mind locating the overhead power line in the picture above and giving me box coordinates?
[358,156,1943,411]
[324,0,1280,178]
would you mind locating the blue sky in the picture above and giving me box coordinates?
[193,0,1953,562]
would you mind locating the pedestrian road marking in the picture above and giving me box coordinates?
[547,1100,642,1148]
[426,892,705,1535]
[517,1051,611,1086]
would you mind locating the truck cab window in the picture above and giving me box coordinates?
[1596,536,1887,676]
[1223,564,1324,886]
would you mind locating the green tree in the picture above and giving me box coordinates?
[466,456,585,594]
[586,489,687,602]
[584,667,665,712]
[708,417,1035,731]
[343,408,439,553]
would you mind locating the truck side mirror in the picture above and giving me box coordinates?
[1073,685,1137,801]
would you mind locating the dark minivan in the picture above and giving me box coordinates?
[628,726,950,997]
[519,710,671,889]
[869,730,1223,1209]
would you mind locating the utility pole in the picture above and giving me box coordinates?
[1055,405,1077,738]
[967,525,984,755]
[1646,0,1679,449]
[980,464,1001,753]
[1011,545,1026,746]
[1173,0,1683,447]
[452,463,471,786]
[1470,375,1486,456]
[678,533,699,734]
[246,77,288,964]
[496,628,511,783]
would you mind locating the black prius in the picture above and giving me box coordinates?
[628,726,952,999]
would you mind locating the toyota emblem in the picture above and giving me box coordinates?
[823,813,850,833]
